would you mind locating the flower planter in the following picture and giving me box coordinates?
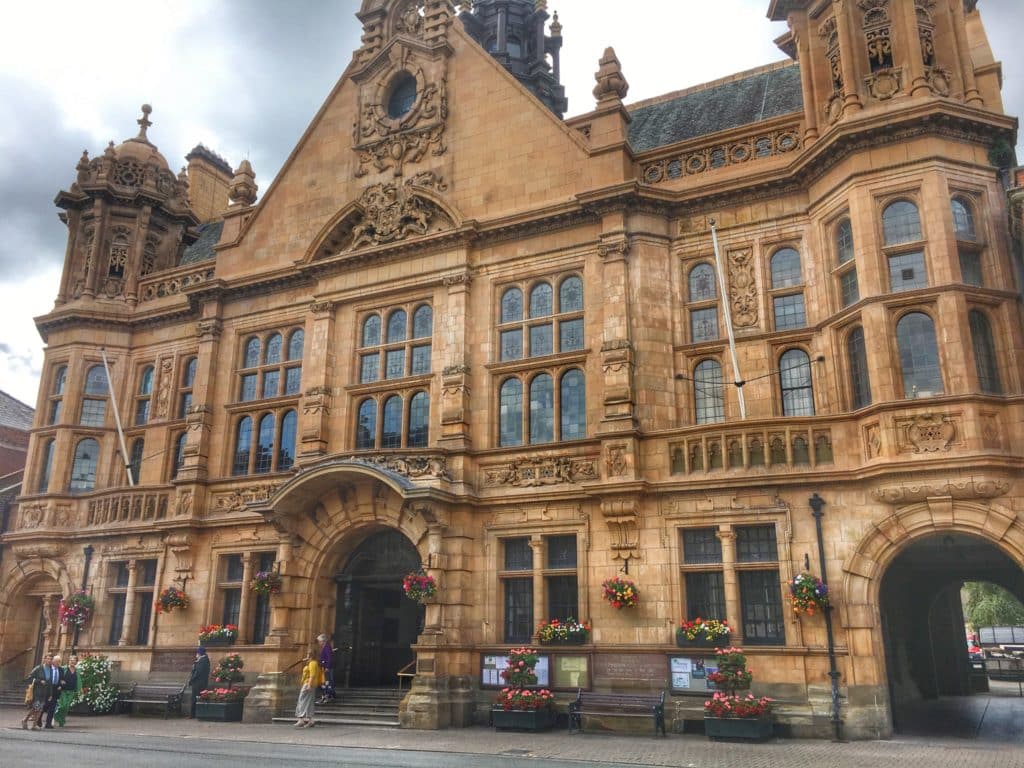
[492,706,555,731]
[540,635,588,645]
[704,715,773,742]
[676,634,729,649]
[195,700,244,722]
[201,637,235,647]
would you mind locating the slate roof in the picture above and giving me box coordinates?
[0,391,34,430]
[627,63,803,153]
[180,220,224,265]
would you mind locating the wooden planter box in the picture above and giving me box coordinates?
[492,706,555,731]
[195,700,244,722]
[539,635,588,646]
[200,637,235,647]
[676,634,729,649]
[704,715,773,741]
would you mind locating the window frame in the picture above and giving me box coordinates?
[229,407,299,476]
[831,216,860,308]
[767,245,806,331]
[951,194,985,288]
[894,309,944,399]
[351,388,431,451]
[778,348,816,417]
[237,327,304,404]
[357,302,433,385]
[496,274,585,362]
[134,365,154,426]
[80,364,109,427]
[879,197,929,294]
[686,262,720,344]
[496,366,586,447]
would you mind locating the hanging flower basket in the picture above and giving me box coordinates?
[402,571,437,603]
[156,586,189,614]
[198,624,238,645]
[788,572,830,616]
[601,576,639,609]
[58,590,95,628]
[250,570,282,596]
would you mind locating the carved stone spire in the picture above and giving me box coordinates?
[593,47,629,103]
[135,104,154,143]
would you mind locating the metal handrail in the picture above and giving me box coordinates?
[396,659,415,690]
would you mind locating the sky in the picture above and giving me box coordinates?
[1,0,1021,408]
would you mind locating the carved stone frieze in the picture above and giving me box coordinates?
[213,484,280,513]
[483,455,598,488]
[140,267,215,302]
[19,502,45,529]
[342,454,451,481]
[600,499,640,561]
[899,412,957,453]
[871,478,1010,505]
[356,125,447,178]
[727,248,759,328]
[336,173,451,251]
[86,491,169,526]
[12,543,67,562]
[442,364,469,377]
[442,272,471,287]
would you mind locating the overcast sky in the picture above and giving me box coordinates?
[1,0,1021,407]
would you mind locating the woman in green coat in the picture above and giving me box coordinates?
[53,655,80,727]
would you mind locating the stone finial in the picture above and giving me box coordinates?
[593,47,629,103]
[228,158,258,207]
[136,104,153,142]
[549,10,561,36]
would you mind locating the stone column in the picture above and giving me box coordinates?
[124,204,152,305]
[894,0,929,96]
[119,560,138,646]
[439,272,471,451]
[950,0,982,105]
[298,300,335,459]
[833,0,864,113]
[597,223,635,432]
[265,530,296,647]
[84,199,107,297]
[179,311,222,482]
[56,208,82,304]
[793,18,819,142]
[529,535,544,640]
[717,528,741,641]
[238,552,254,644]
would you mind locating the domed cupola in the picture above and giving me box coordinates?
[459,0,567,117]
[54,105,199,305]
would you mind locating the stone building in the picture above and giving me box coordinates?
[1,0,1021,739]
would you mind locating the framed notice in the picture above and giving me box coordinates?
[551,655,590,690]
[669,656,718,694]
[480,654,550,688]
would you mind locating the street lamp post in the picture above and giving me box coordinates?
[72,544,94,653]
[809,493,843,742]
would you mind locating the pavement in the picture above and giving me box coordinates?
[5,694,1024,768]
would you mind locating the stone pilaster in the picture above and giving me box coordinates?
[298,300,335,458]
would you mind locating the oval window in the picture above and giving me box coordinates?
[387,73,417,119]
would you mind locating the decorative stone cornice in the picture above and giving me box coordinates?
[871,478,1010,505]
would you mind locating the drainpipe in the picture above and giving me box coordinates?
[72,544,94,653]
[809,493,844,742]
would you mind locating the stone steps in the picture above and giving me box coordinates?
[272,687,404,728]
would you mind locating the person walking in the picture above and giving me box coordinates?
[295,645,324,728]
[186,647,210,718]
[316,633,335,704]
[21,652,55,730]
[42,654,64,728]
[53,655,81,727]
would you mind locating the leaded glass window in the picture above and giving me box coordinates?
[694,359,724,424]
[897,312,943,398]
[969,310,1001,394]
[529,374,554,444]
[689,263,716,301]
[499,378,523,447]
[779,349,814,416]
[847,326,871,409]
[883,200,922,245]
[382,395,402,449]
[560,369,586,441]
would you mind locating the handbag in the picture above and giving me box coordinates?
[24,682,33,705]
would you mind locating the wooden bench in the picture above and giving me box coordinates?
[117,682,185,718]
[568,690,666,736]
[986,657,1024,695]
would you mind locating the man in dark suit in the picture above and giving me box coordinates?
[187,647,210,718]
[42,653,63,728]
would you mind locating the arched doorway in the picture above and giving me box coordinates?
[333,529,424,687]
[880,532,1024,738]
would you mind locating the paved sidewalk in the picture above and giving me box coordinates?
[7,710,1022,768]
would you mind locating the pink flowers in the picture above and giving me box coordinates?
[402,571,437,603]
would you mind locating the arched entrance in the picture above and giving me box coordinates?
[880,532,1024,738]
[333,529,424,687]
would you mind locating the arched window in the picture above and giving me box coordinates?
[896,312,943,398]
[560,370,586,441]
[362,315,382,347]
[529,282,552,317]
[836,218,859,307]
[232,417,253,476]
[48,364,67,424]
[70,438,100,493]
[356,399,377,450]
[387,309,407,343]
[883,200,922,245]
[179,357,197,419]
[694,359,725,424]
[254,414,275,473]
[172,432,187,479]
[81,365,108,426]
[264,333,283,365]
[501,288,523,323]
[779,349,815,416]
[847,326,871,409]
[128,438,145,485]
[279,411,297,471]
[387,72,417,119]
[382,395,403,449]
[529,374,554,444]
[38,439,55,493]
[969,310,1001,394]
[412,306,432,339]
[689,263,716,302]
[951,197,976,240]
[134,365,154,425]
[287,329,304,361]
[408,392,429,448]
[559,276,584,313]
[499,379,523,447]
[243,337,261,368]
[770,248,802,289]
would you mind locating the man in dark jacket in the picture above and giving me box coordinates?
[187,647,210,718]
[22,652,56,730]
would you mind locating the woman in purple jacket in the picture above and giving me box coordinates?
[316,633,335,704]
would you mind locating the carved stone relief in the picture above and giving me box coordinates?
[898,412,958,453]
[20,502,45,529]
[864,423,882,459]
[605,444,627,477]
[600,499,640,561]
[483,455,598,488]
[865,68,902,100]
[341,453,451,481]
[871,478,1010,504]
[213,484,281,513]
[727,248,759,328]
[335,173,451,252]
[154,356,174,420]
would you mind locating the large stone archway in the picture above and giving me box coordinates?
[841,495,1024,737]
[0,553,75,680]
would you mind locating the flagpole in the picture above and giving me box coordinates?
[709,219,747,420]
[100,348,135,487]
